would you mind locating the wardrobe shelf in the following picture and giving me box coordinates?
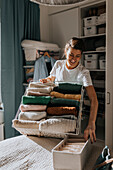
[83,50,106,54]
[23,65,34,68]
[80,33,106,39]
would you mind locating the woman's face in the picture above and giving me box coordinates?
[66,47,82,69]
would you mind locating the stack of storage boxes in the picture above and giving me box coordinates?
[83,16,98,36]
[84,54,98,69]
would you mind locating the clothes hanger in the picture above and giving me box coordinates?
[44,51,51,58]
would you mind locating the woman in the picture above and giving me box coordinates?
[40,37,98,143]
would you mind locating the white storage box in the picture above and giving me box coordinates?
[0,123,4,141]
[99,59,105,69]
[84,26,97,36]
[52,135,92,170]
[83,16,98,27]
[84,59,98,69]
[84,54,98,60]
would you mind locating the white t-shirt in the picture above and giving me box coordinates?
[49,60,92,87]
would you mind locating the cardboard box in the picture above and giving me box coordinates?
[52,135,92,170]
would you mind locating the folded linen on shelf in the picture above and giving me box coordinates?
[29,81,56,88]
[18,111,46,121]
[39,118,76,137]
[27,87,53,94]
[26,91,50,96]
[20,104,47,112]
[53,83,82,94]
[50,98,80,107]
[22,96,51,105]
[50,91,81,101]
[47,107,77,116]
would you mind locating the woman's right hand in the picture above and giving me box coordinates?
[39,78,48,83]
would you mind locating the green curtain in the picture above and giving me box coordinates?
[1,0,40,138]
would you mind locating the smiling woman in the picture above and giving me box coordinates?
[40,37,98,143]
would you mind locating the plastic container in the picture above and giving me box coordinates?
[99,59,105,69]
[84,59,98,69]
[83,16,98,27]
[84,26,97,36]
[52,135,92,170]
[84,54,98,60]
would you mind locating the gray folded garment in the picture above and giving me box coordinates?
[18,111,47,121]
[27,87,53,94]
[29,81,56,88]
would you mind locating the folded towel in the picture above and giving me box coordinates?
[53,83,82,94]
[18,111,47,121]
[50,98,80,107]
[27,91,50,96]
[47,107,77,116]
[12,119,42,129]
[50,91,81,101]
[39,118,76,136]
[27,87,53,94]
[22,96,51,105]
[29,81,56,88]
[20,104,47,112]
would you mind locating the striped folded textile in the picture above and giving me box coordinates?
[22,96,51,105]
[26,91,50,96]
[50,98,80,107]
[47,107,77,116]
[20,104,47,112]
[18,111,46,121]
[53,83,82,94]
[50,91,81,101]
[29,81,56,88]
[39,118,76,135]
[27,87,53,94]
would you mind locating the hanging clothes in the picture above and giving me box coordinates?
[33,55,56,81]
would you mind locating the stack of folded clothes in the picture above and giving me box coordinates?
[12,82,82,138]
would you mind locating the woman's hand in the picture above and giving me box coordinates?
[39,78,48,83]
[84,121,96,143]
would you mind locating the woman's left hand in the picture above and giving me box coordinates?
[84,121,96,143]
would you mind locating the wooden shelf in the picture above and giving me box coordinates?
[23,65,34,68]
[80,33,106,39]
[83,50,106,54]
[88,69,105,71]
[23,83,29,86]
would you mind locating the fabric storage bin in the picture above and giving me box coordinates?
[97,13,106,24]
[99,59,105,69]
[83,16,98,27]
[52,135,92,170]
[84,26,97,36]
[84,60,98,69]
[24,48,37,61]
[84,54,98,60]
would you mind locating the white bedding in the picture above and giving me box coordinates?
[0,135,105,170]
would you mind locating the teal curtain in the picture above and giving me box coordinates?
[1,0,40,138]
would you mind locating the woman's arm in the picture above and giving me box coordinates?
[84,85,98,143]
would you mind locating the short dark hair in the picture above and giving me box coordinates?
[65,37,85,53]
